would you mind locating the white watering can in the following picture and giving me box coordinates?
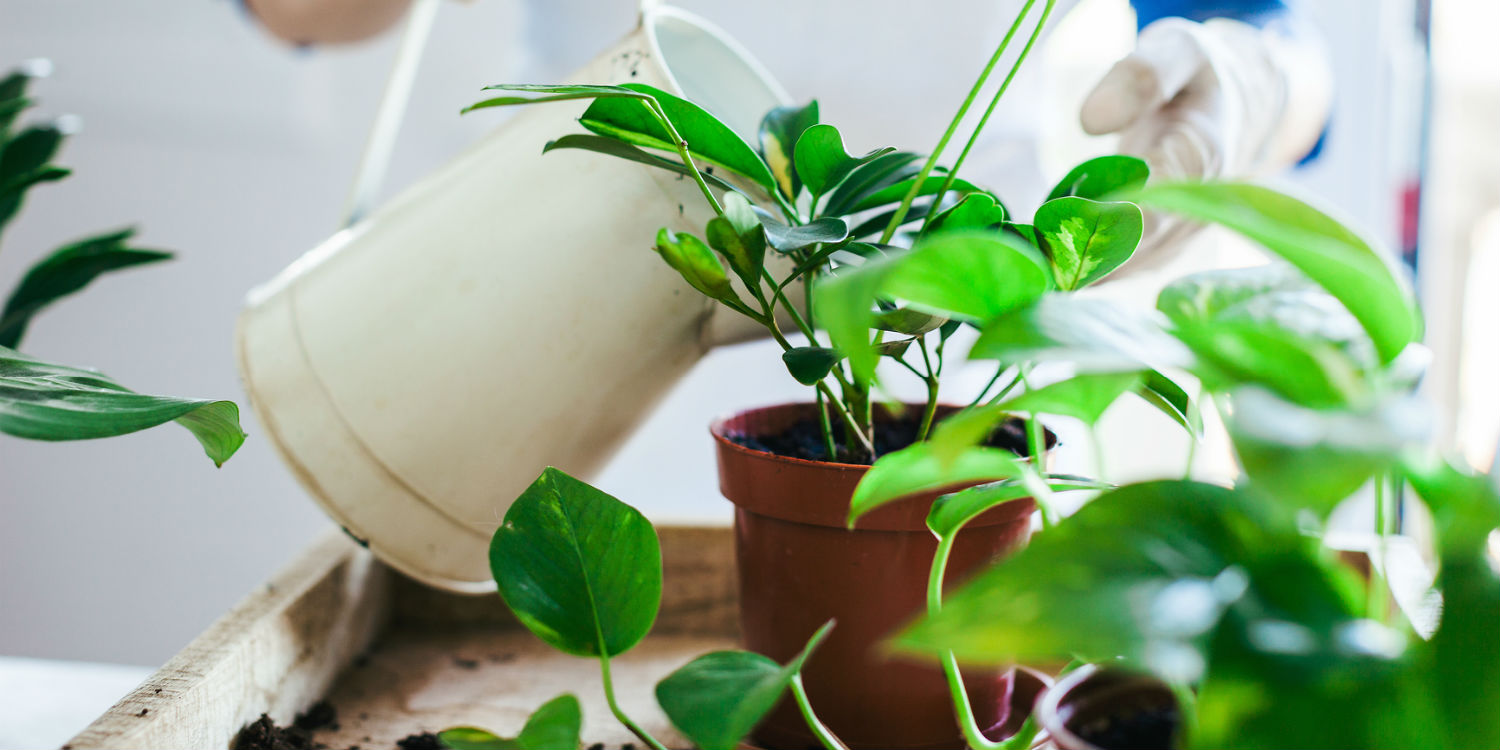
[237,3,791,592]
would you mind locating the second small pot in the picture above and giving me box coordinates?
[712,402,1050,750]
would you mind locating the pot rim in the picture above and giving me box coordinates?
[1037,664,1180,750]
[709,401,1056,469]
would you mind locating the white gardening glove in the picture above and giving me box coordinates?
[1081,16,1333,274]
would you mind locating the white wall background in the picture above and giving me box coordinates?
[0,0,1417,668]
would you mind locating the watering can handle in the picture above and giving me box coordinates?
[339,0,443,228]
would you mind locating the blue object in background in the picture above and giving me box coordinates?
[1131,0,1290,29]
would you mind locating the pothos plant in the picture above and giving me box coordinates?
[0,64,246,466]
[453,0,1180,468]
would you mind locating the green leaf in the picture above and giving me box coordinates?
[850,174,982,213]
[462,84,644,113]
[0,228,173,348]
[654,228,739,304]
[1000,372,1142,426]
[579,83,777,193]
[1035,197,1143,290]
[0,123,66,232]
[490,467,661,657]
[873,308,946,336]
[0,69,35,137]
[927,476,1110,538]
[705,193,766,288]
[782,347,839,386]
[823,151,921,217]
[895,481,1368,682]
[438,694,582,750]
[814,231,1050,384]
[1134,182,1421,363]
[792,124,893,199]
[1228,387,1428,513]
[1047,155,1150,202]
[1175,319,1367,408]
[543,134,743,195]
[847,201,936,240]
[0,346,245,466]
[758,101,819,200]
[756,213,849,254]
[847,442,1023,528]
[970,296,1193,373]
[656,621,834,750]
[925,193,1007,235]
[1136,370,1202,437]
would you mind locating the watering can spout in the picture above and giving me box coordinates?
[237,6,789,592]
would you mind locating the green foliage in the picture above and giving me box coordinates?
[705,193,766,289]
[439,694,582,750]
[1034,197,1143,290]
[758,101,820,200]
[542,134,743,195]
[656,622,834,750]
[847,442,1023,528]
[927,475,1110,538]
[653,228,738,305]
[490,467,661,657]
[1046,155,1150,202]
[0,67,243,465]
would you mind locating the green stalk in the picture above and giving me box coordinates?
[759,301,876,458]
[924,0,1056,225]
[790,674,851,750]
[645,99,723,217]
[916,337,941,441]
[599,655,668,750]
[877,2,1041,244]
[1370,473,1392,621]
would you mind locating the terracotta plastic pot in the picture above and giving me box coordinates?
[712,402,1050,750]
[1037,665,1181,750]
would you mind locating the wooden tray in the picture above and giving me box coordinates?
[65,527,738,750]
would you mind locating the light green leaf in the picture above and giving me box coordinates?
[970,296,1192,373]
[927,476,1110,537]
[1,228,172,348]
[656,621,834,750]
[705,193,766,288]
[1000,372,1142,426]
[1136,370,1202,437]
[438,694,582,750]
[847,442,1023,528]
[925,193,1007,234]
[0,346,245,466]
[490,467,661,657]
[1047,155,1150,202]
[1134,182,1421,364]
[1035,197,1142,290]
[654,228,739,305]
[1175,319,1367,408]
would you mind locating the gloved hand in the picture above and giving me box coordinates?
[1081,16,1333,272]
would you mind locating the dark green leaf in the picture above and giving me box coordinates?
[1047,155,1150,202]
[0,123,65,231]
[782,347,839,386]
[850,174,982,213]
[1134,182,1421,364]
[758,101,819,199]
[874,308,946,336]
[756,214,849,254]
[927,476,1110,537]
[462,84,643,114]
[542,134,742,195]
[656,621,834,750]
[1005,222,1039,249]
[0,69,34,137]
[0,228,172,348]
[0,346,245,466]
[654,228,739,304]
[490,467,661,657]
[847,201,935,240]
[847,442,1023,528]
[705,193,767,288]
[438,693,582,750]
[579,84,777,193]
[1035,197,1142,290]
[792,124,893,199]
[924,193,1007,235]
[823,151,921,217]
[970,296,1192,373]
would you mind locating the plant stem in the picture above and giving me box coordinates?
[598,655,668,750]
[1370,473,1391,621]
[924,0,1056,226]
[816,388,838,460]
[877,7,1032,244]
[646,99,723,217]
[790,674,850,750]
[760,307,876,457]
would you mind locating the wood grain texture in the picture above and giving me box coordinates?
[64,533,390,750]
[67,525,739,749]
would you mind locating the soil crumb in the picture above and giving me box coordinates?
[395,733,443,750]
[232,702,338,750]
[732,409,1033,464]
